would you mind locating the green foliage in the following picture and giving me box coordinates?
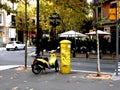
[0,0,19,15]
[0,3,12,15]
[15,1,36,33]
[14,0,91,34]
[44,0,91,33]
[81,17,93,33]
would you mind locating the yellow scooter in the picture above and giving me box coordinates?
[31,49,59,75]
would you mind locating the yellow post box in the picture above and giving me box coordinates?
[60,40,71,74]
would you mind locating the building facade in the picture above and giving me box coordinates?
[92,0,120,53]
[0,0,16,46]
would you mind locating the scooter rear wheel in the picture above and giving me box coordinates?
[32,64,41,75]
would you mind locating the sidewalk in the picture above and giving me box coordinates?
[0,66,120,90]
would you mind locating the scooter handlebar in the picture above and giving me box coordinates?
[48,50,56,53]
[44,46,60,53]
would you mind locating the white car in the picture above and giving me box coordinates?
[6,41,25,51]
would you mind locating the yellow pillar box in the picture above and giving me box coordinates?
[60,40,71,74]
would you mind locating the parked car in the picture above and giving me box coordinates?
[6,41,25,51]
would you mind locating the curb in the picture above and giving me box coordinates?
[0,65,21,71]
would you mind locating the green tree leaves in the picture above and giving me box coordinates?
[1,0,91,33]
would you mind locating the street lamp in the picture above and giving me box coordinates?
[24,0,28,69]
[49,12,61,39]
[35,0,43,57]
[49,12,61,27]
[115,0,119,76]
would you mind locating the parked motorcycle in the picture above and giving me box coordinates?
[31,49,59,75]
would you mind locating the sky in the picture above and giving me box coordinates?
[87,0,92,3]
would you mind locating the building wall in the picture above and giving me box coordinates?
[102,1,110,18]
[0,0,16,46]
[93,0,120,53]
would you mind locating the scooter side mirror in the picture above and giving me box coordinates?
[43,49,46,52]
[57,46,60,49]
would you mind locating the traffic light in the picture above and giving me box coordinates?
[118,2,120,19]
[109,2,120,21]
[109,8,116,20]
[11,15,16,26]
[109,3,116,20]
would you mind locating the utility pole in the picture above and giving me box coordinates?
[24,0,28,69]
[36,0,43,57]
[115,0,119,76]
[109,0,119,76]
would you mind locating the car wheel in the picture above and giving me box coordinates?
[23,46,25,50]
[14,47,18,50]
[6,48,10,51]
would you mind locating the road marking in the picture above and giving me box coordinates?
[112,62,120,80]
[71,69,113,75]
[0,65,20,71]
[112,73,120,80]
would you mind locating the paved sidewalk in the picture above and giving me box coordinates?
[0,66,120,90]
[0,47,120,90]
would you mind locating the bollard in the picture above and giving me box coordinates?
[72,48,76,57]
[86,52,89,58]
[99,51,102,59]
[60,40,71,74]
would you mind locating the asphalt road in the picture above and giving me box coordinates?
[0,48,34,65]
[0,47,116,74]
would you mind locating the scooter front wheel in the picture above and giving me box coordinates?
[55,60,59,72]
[32,64,41,75]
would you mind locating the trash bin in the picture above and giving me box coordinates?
[60,40,71,74]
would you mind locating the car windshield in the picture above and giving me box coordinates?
[8,42,14,44]
[16,41,21,44]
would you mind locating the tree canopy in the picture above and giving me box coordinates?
[1,0,92,33]
[38,0,91,33]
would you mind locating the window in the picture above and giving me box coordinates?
[11,15,16,26]
[110,3,117,8]
[8,42,14,44]
[0,0,2,4]
[98,7,101,18]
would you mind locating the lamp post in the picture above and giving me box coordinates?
[24,0,28,69]
[49,12,60,39]
[115,0,119,76]
[36,0,43,56]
